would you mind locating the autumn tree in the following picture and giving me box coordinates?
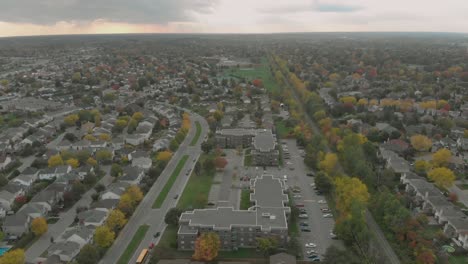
[427,167,455,188]
[156,151,173,162]
[334,176,369,216]
[106,209,127,231]
[94,225,115,248]
[84,134,97,142]
[66,158,80,168]
[0,249,25,264]
[86,157,97,167]
[410,135,432,152]
[96,149,112,162]
[118,193,134,215]
[414,160,432,174]
[132,112,144,122]
[48,154,64,168]
[319,153,338,176]
[214,157,228,170]
[126,185,143,204]
[99,133,111,141]
[432,148,451,168]
[192,232,221,261]
[64,114,79,126]
[76,244,100,264]
[31,217,48,236]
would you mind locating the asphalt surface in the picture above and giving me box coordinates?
[100,111,208,264]
[273,56,401,264]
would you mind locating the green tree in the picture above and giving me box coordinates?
[165,207,183,226]
[314,172,333,194]
[323,245,361,264]
[76,244,100,264]
[110,163,122,177]
[256,237,279,256]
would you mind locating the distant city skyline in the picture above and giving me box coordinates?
[1,0,467,37]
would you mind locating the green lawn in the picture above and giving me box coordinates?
[457,183,468,190]
[177,155,215,210]
[152,155,189,208]
[275,119,293,138]
[223,57,280,93]
[117,225,149,264]
[244,149,252,167]
[240,189,251,210]
[190,121,202,146]
[449,255,468,264]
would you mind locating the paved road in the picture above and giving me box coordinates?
[25,173,114,262]
[449,181,468,208]
[272,56,401,264]
[100,111,208,264]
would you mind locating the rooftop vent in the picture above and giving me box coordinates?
[262,213,270,217]
[270,215,276,220]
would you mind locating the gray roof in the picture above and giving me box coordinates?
[60,225,93,242]
[252,130,276,152]
[0,190,15,201]
[216,128,258,136]
[4,212,29,227]
[48,241,81,260]
[77,209,108,224]
[270,252,297,264]
[92,199,119,210]
[250,175,288,208]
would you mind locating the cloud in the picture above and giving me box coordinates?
[0,0,219,24]
[315,4,362,13]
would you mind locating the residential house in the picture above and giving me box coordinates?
[77,208,109,227]
[119,166,145,185]
[0,190,15,211]
[130,151,152,170]
[3,212,30,236]
[57,225,93,247]
[47,241,81,263]
[125,134,147,146]
[0,155,12,170]
[101,182,129,200]
[18,203,48,219]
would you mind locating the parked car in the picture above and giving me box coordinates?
[293,194,302,198]
[321,208,331,213]
[306,250,317,255]
[323,213,333,218]
[318,200,326,204]
[299,214,309,219]
[305,243,317,248]
[306,172,315,177]
[299,222,309,227]
[330,232,337,239]
[295,204,305,207]
[301,228,311,232]
[299,209,307,213]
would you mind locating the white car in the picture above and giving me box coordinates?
[298,214,309,218]
[323,213,333,218]
[318,200,326,204]
[305,243,317,248]
[307,250,317,255]
[293,194,302,198]
[286,161,292,165]
[310,183,315,187]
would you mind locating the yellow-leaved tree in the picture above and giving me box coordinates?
[432,148,451,168]
[106,209,127,231]
[428,167,455,188]
[334,176,370,216]
[192,232,221,261]
[410,134,432,152]
[156,151,173,162]
[31,217,48,236]
[66,158,80,168]
[414,160,432,174]
[319,153,338,176]
[48,154,64,168]
[94,226,115,248]
[0,249,25,264]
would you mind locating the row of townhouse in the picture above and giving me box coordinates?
[178,175,290,251]
[401,172,468,250]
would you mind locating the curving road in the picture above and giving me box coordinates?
[100,109,208,264]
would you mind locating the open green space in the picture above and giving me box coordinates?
[190,121,202,146]
[449,255,468,264]
[177,154,215,210]
[117,225,149,264]
[243,149,252,167]
[152,155,189,208]
[240,189,251,210]
[275,119,294,138]
[223,57,280,93]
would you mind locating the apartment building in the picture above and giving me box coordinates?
[177,174,290,251]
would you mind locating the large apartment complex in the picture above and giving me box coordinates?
[177,174,290,251]
[215,128,279,166]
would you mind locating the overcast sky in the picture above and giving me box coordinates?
[0,0,467,37]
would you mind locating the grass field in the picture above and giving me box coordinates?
[190,121,202,146]
[449,255,468,264]
[243,149,252,167]
[177,154,215,210]
[223,57,280,93]
[117,225,149,264]
[240,189,251,210]
[152,155,189,208]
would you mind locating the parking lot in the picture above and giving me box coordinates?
[239,139,342,261]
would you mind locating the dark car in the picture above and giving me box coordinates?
[301,228,311,232]
[154,232,161,238]
[299,222,309,227]
[173,194,179,199]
